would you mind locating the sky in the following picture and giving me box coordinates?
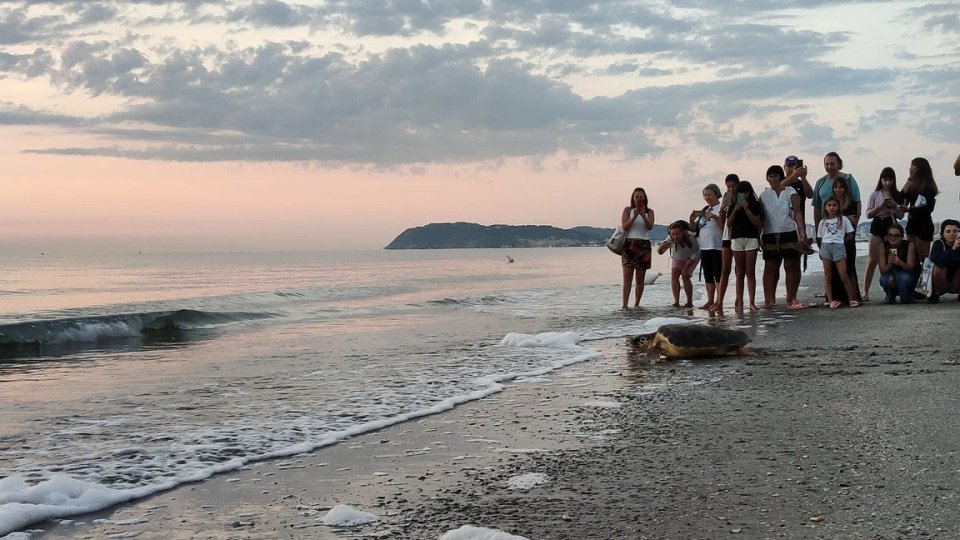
[2,0,959,254]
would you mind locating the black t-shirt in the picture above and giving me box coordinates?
[729,199,762,239]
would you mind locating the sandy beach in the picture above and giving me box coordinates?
[27,267,960,540]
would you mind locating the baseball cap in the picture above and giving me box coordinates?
[784,155,799,166]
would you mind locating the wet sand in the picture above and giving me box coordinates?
[30,270,960,539]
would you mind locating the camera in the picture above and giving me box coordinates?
[796,159,804,167]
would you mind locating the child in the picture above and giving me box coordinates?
[727,181,763,313]
[657,220,700,308]
[817,196,860,308]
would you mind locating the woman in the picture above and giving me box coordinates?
[657,220,700,308]
[689,183,723,310]
[829,175,863,303]
[877,223,918,304]
[759,165,807,309]
[812,152,861,246]
[707,174,740,311]
[864,168,905,301]
[928,219,960,303]
[726,181,762,313]
[620,187,655,308]
[901,157,939,260]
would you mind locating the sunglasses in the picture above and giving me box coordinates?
[887,233,902,238]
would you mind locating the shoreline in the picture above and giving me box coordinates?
[22,257,960,539]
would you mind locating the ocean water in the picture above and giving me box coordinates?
[0,244,855,535]
[1,247,706,536]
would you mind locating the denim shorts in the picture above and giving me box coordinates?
[819,242,846,262]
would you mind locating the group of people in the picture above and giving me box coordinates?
[618,152,960,311]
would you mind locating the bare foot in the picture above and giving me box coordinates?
[749,304,759,312]
[734,302,744,313]
[683,302,694,308]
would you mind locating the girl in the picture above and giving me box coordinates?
[901,157,939,260]
[830,176,862,302]
[689,183,723,309]
[928,219,960,303]
[877,223,918,304]
[620,187,654,308]
[864,168,904,301]
[657,220,700,308]
[726,180,762,313]
[817,196,860,308]
[707,174,740,311]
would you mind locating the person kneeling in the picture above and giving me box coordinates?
[928,219,960,303]
[877,223,917,304]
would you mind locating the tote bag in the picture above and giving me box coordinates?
[606,228,626,255]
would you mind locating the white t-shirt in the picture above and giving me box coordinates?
[760,186,799,234]
[817,216,854,245]
[625,208,651,240]
[696,203,723,250]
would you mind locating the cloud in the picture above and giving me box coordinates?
[0,0,955,168]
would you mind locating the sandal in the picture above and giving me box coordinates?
[787,301,809,310]
[849,300,861,308]
[829,300,842,309]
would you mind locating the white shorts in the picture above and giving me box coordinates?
[731,237,759,252]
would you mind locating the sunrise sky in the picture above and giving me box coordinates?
[2,0,958,254]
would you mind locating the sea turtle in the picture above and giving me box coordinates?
[631,323,751,359]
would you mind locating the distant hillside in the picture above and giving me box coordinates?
[385,222,669,249]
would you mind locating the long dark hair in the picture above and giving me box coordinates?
[726,181,756,214]
[906,157,938,196]
[629,187,650,210]
[875,167,903,204]
[831,175,852,212]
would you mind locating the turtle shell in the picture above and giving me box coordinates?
[650,324,751,358]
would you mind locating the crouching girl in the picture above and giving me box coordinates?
[658,220,700,308]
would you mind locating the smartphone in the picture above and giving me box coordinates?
[796,159,804,167]
[736,194,746,204]
[694,210,704,217]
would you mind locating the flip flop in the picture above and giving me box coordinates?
[787,301,809,310]
[829,300,842,309]
[849,300,861,308]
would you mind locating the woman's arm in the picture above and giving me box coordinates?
[744,201,762,227]
[878,246,893,274]
[621,207,635,229]
[642,208,655,230]
[954,151,960,176]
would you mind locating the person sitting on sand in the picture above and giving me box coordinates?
[928,219,960,303]
[727,181,763,313]
[817,196,860,308]
[877,223,918,304]
[658,220,700,308]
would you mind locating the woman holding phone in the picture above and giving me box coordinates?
[726,181,763,313]
[620,187,655,308]
[864,168,904,301]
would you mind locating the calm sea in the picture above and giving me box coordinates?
[1,247,715,535]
